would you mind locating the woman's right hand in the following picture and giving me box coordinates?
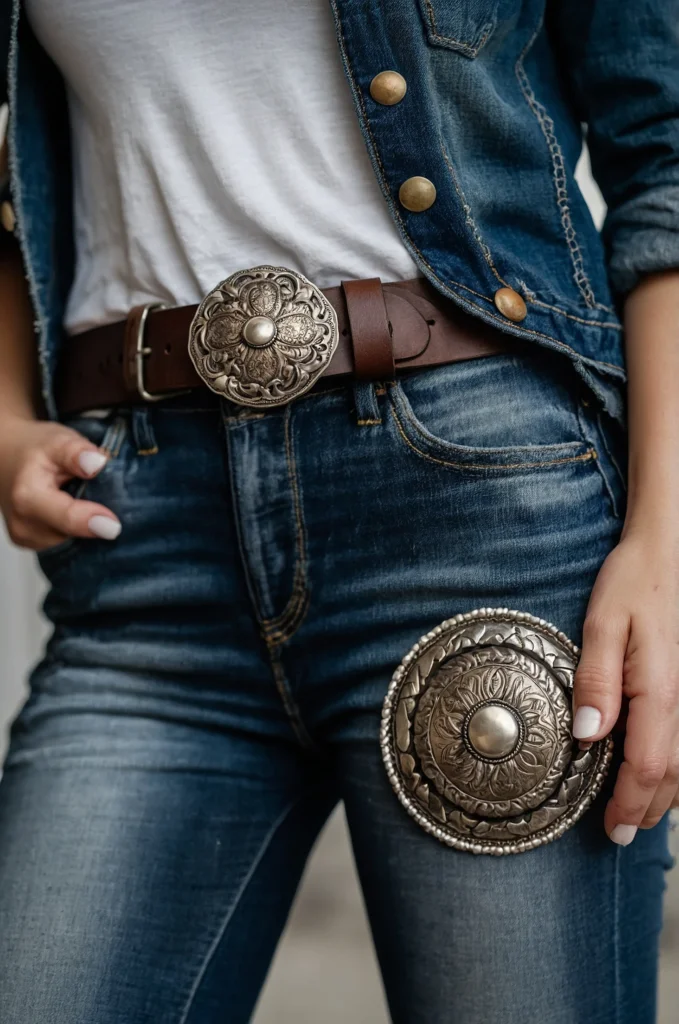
[0,415,121,552]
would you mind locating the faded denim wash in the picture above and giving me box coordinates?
[2,1,679,418]
[0,348,673,1023]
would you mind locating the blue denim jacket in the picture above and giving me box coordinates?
[2,0,679,419]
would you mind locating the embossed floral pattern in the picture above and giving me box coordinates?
[413,647,573,818]
[188,266,338,407]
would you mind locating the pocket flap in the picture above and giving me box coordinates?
[416,0,499,58]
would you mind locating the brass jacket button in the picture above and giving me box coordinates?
[494,287,527,322]
[1,201,16,233]
[399,176,436,212]
[370,70,407,106]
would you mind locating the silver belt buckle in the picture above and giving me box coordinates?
[188,265,339,408]
[382,609,613,855]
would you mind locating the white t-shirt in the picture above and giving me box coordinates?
[25,0,418,335]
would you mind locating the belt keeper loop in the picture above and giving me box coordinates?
[131,407,158,456]
[352,381,382,426]
[341,278,395,381]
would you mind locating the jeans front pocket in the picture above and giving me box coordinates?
[37,412,129,573]
[387,353,598,475]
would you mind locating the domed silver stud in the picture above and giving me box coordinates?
[467,703,520,760]
[242,315,277,348]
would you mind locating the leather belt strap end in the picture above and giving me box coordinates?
[341,277,395,380]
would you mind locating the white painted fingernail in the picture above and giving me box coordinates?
[79,451,107,476]
[610,824,637,846]
[573,705,602,739]
[88,515,121,540]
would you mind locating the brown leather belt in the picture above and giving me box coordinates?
[55,269,515,417]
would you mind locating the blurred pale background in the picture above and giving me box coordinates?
[0,153,677,1023]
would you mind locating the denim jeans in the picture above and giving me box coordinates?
[0,349,673,1023]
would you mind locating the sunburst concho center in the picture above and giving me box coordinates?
[412,646,572,818]
[465,701,522,760]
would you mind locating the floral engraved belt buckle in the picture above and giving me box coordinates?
[381,609,613,855]
[188,265,339,408]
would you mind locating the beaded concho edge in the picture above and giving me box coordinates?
[380,608,614,856]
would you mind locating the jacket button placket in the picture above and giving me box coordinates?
[368,71,436,215]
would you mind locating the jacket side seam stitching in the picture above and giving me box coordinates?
[515,22,599,310]
[440,140,508,287]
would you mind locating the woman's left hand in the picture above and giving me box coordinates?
[572,524,679,845]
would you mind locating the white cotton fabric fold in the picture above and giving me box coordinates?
[26,0,418,335]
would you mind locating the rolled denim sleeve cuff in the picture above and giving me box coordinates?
[606,185,679,297]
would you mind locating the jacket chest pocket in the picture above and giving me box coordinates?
[416,0,499,58]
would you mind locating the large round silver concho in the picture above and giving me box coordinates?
[188,266,339,408]
[381,609,613,855]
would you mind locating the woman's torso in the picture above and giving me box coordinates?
[7,0,640,419]
[25,0,419,335]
